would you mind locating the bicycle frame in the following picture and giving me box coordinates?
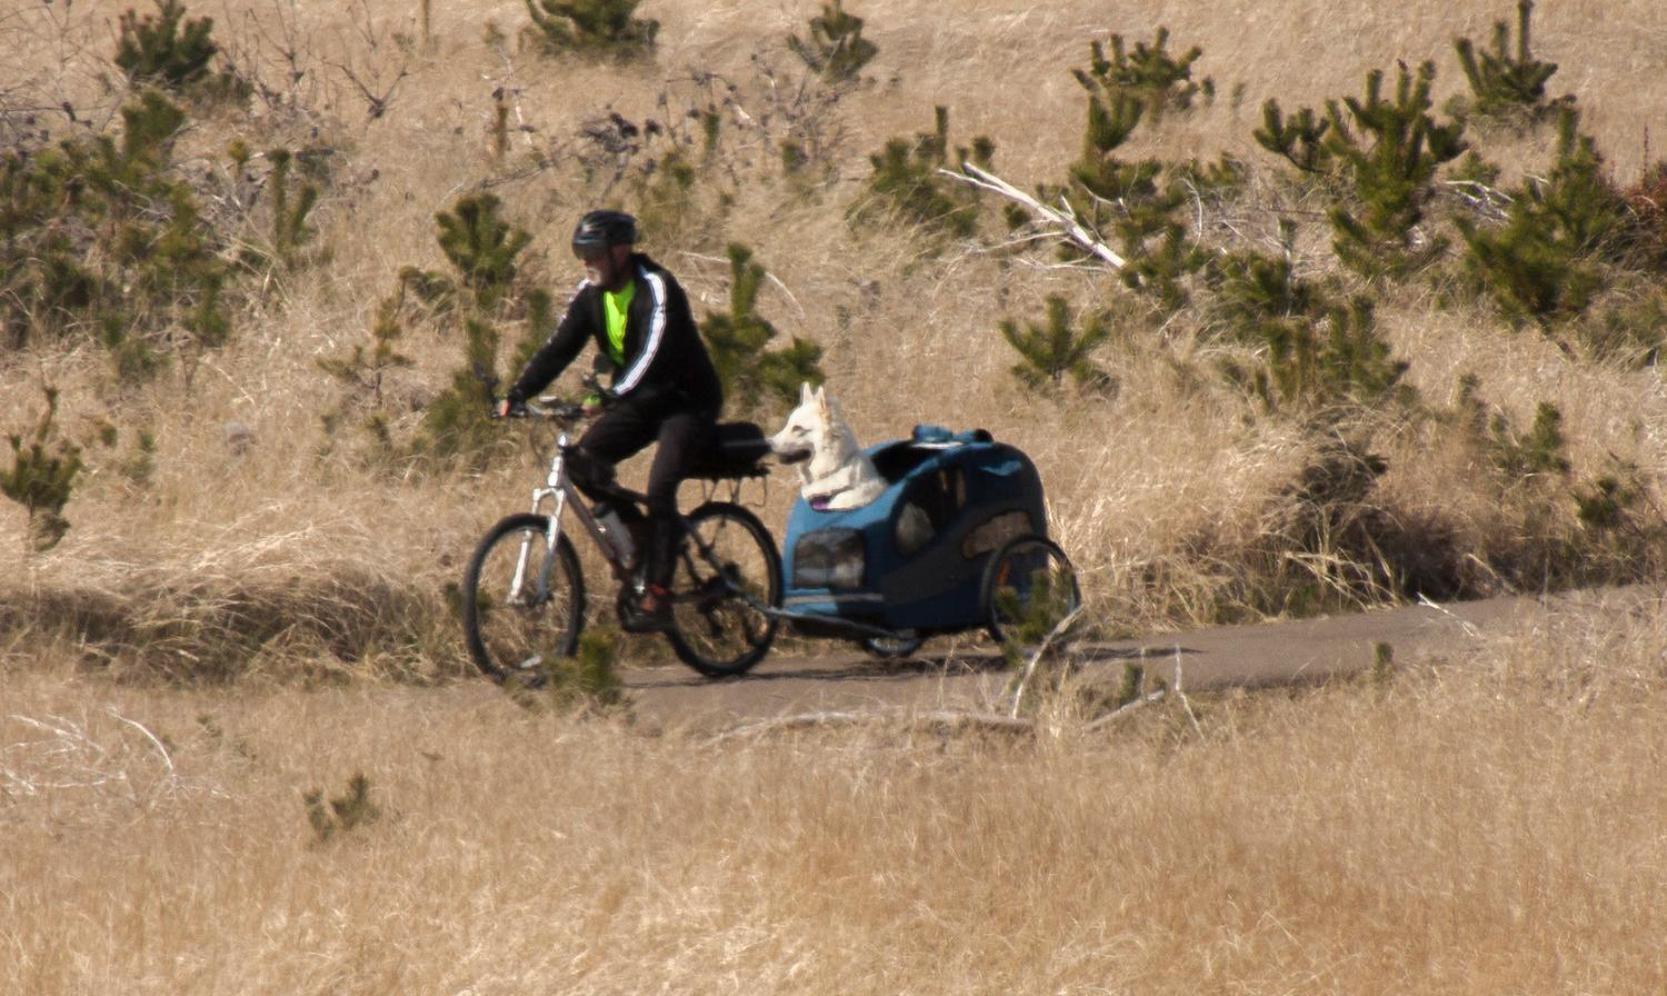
[503,400,769,615]
[510,423,627,604]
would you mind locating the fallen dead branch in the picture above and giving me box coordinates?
[937,162,1127,269]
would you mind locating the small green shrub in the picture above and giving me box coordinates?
[1326,62,1467,280]
[1225,299,1412,416]
[1452,0,1569,128]
[541,629,628,713]
[1455,109,1628,333]
[1254,101,1333,175]
[523,0,657,60]
[303,772,381,844]
[1,386,84,553]
[1254,63,1466,280]
[115,0,248,104]
[256,148,322,272]
[998,295,1113,396]
[1072,27,1212,124]
[392,193,538,468]
[700,244,825,415]
[420,319,508,466]
[318,295,414,464]
[855,106,994,241]
[432,193,532,315]
[787,0,878,83]
[1488,401,1571,481]
[1213,224,1411,415]
[0,89,232,382]
[1062,32,1212,309]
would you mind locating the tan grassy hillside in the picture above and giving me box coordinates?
[7,5,1667,992]
[3,0,1667,675]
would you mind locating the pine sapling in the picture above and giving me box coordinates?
[265,148,320,271]
[1455,109,1625,333]
[116,0,218,89]
[114,0,247,104]
[998,295,1112,395]
[856,106,994,241]
[700,244,825,415]
[1254,101,1333,174]
[303,772,381,845]
[787,0,878,83]
[318,295,413,452]
[1324,61,1467,280]
[1,386,85,553]
[1064,35,1206,307]
[434,193,531,314]
[1073,27,1212,123]
[1453,0,1568,127]
[523,0,658,60]
[541,629,628,713]
[1488,401,1571,481]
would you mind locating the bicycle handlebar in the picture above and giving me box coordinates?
[491,373,615,423]
[493,397,588,422]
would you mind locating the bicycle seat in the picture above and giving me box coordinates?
[687,422,772,480]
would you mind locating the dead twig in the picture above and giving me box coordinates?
[107,706,176,781]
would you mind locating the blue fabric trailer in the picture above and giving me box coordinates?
[782,425,1048,638]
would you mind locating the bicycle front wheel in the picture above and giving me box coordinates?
[461,513,585,682]
[664,502,781,678]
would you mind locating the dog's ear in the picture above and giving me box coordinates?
[800,382,813,406]
[814,384,829,416]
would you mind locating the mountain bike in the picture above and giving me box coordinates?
[460,395,782,682]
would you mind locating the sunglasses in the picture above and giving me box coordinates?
[573,245,611,263]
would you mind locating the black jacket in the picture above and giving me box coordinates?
[506,253,723,413]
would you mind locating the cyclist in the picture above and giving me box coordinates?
[497,210,724,631]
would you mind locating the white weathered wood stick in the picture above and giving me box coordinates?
[108,707,177,779]
[1008,606,1086,720]
[1174,645,1203,737]
[937,163,1127,269]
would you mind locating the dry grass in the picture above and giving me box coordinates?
[6,5,1667,983]
[6,601,1667,993]
[0,1,1663,667]
[1,0,1665,666]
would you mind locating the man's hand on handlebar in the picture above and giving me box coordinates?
[578,371,614,416]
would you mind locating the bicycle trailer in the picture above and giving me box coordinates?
[780,424,1049,639]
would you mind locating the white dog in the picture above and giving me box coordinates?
[769,383,887,511]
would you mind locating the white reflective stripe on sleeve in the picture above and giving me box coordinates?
[614,268,665,394]
[551,278,591,343]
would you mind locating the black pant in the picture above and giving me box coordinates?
[573,400,717,588]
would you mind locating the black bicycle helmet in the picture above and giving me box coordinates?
[571,209,638,257]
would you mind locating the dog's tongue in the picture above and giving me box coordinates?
[809,496,831,511]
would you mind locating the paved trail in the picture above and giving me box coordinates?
[611,589,1646,730]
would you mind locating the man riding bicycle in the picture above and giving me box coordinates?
[496,209,724,631]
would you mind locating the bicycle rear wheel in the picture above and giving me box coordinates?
[461,513,585,683]
[664,502,781,678]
